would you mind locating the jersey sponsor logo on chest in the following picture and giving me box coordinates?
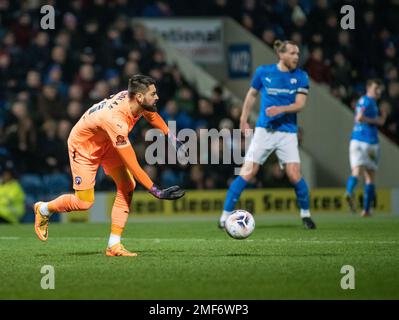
[266,88,296,95]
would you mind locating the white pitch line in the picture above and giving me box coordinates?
[38,237,399,245]
[0,236,397,245]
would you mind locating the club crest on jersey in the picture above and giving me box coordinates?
[290,78,297,84]
[75,176,82,185]
[116,135,127,146]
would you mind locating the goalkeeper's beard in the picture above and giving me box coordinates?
[142,102,158,112]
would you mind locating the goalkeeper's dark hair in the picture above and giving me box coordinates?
[128,75,156,99]
[273,39,298,54]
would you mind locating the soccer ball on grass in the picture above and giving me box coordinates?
[224,210,255,239]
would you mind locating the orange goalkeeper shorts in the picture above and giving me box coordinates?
[68,139,125,191]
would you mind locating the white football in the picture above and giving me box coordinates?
[225,210,255,239]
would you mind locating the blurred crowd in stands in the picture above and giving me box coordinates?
[188,0,399,142]
[0,0,293,203]
[1,0,398,221]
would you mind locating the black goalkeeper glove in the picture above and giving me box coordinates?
[149,184,185,200]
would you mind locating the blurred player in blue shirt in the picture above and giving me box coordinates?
[345,79,387,216]
[219,40,316,230]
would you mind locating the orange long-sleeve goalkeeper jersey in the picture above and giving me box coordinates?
[68,90,169,190]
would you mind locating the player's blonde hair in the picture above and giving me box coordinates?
[273,40,298,55]
[366,78,383,88]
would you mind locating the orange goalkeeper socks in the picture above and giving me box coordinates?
[107,187,133,247]
[47,194,93,213]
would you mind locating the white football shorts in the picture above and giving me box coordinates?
[349,139,379,170]
[244,127,300,166]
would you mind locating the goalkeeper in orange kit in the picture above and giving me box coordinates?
[34,75,185,256]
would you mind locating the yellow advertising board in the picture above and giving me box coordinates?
[103,188,392,216]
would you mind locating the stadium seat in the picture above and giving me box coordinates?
[20,174,42,196]
[19,174,43,223]
[42,173,71,198]
[160,169,182,187]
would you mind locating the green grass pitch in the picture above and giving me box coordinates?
[1,213,399,299]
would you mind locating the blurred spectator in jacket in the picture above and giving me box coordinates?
[304,47,332,85]
[0,160,25,223]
